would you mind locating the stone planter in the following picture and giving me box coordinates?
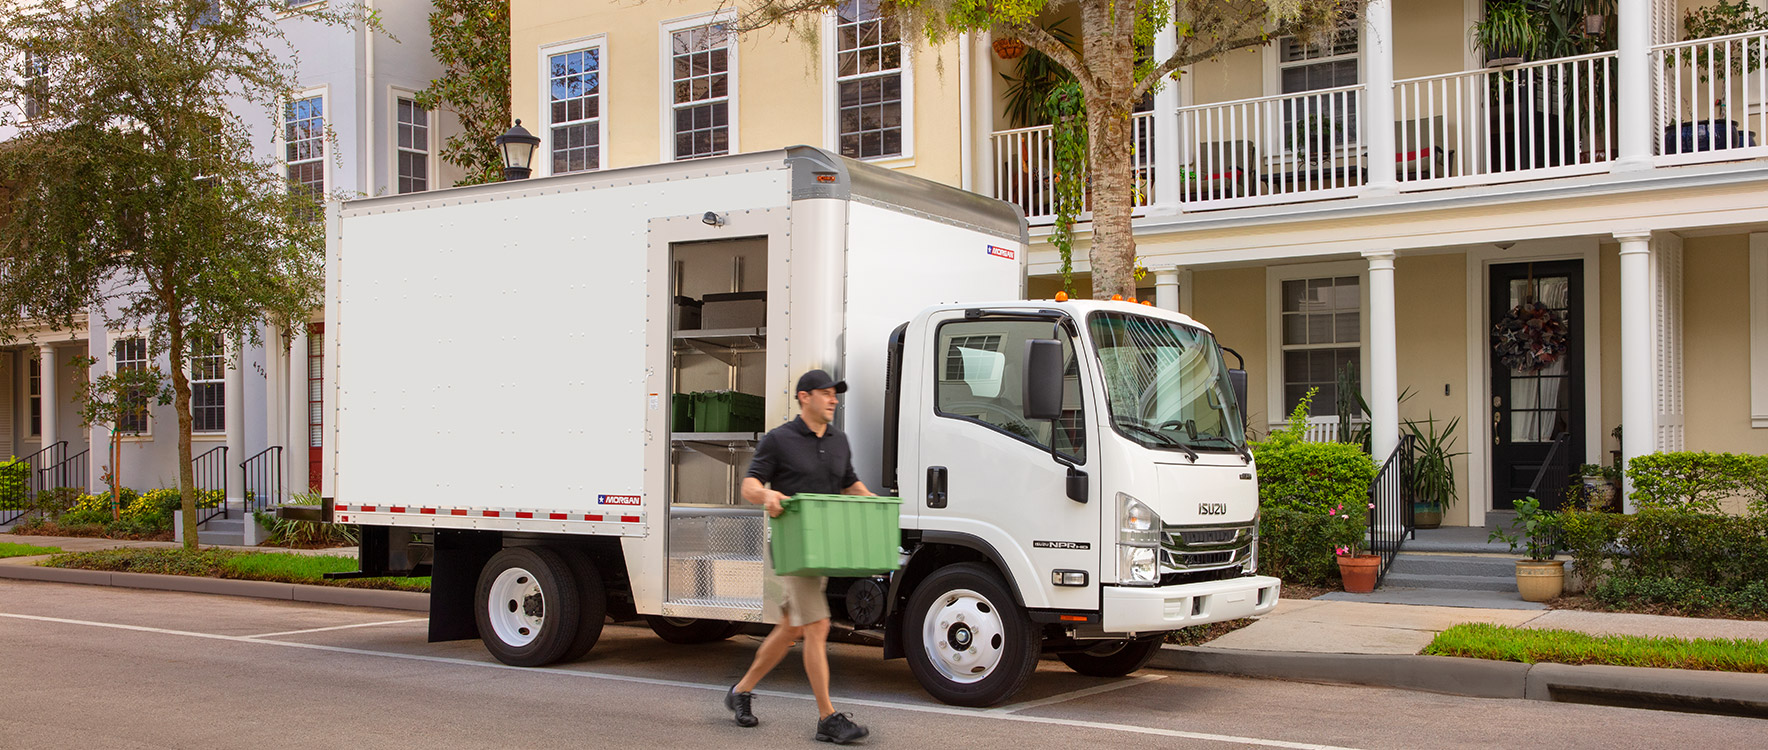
[1414,506,1442,529]
[1337,554,1381,594]
[1515,559,1566,602]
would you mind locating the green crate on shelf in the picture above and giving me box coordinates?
[671,393,694,433]
[694,390,765,433]
[769,493,903,576]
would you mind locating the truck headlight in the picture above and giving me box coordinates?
[1117,493,1161,585]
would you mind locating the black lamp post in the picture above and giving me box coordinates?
[496,120,541,181]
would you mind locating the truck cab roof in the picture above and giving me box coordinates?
[920,300,1217,337]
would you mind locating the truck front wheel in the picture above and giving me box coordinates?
[474,547,582,667]
[904,563,1040,707]
[1057,637,1164,677]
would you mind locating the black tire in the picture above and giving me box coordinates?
[643,615,746,644]
[1057,637,1164,677]
[474,546,581,667]
[903,563,1041,707]
[558,548,609,663]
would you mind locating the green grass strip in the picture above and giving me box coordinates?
[0,542,63,558]
[1424,622,1768,673]
[41,548,429,592]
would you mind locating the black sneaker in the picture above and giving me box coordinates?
[724,686,758,728]
[815,712,868,744]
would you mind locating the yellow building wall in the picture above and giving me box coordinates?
[511,1,962,185]
[1682,235,1768,455]
[1600,242,1622,461]
[1394,253,1472,524]
[1189,267,1270,430]
[1394,0,1473,79]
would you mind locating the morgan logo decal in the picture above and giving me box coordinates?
[1198,502,1229,516]
[598,494,642,506]
[986,245,1016,260]
[1033,540,1091,550]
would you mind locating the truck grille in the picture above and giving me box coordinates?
[1158,522,1255,575]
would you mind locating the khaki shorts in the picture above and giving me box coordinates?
[763,543,831,627]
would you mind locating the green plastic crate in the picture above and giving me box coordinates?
[671,393,694,433]
[694,390,765,433]
[769,494,903,576]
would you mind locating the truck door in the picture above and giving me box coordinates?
[916,313,1098,611]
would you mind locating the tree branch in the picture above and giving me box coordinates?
[998,19,1097,98]
[1133,32,1270,101]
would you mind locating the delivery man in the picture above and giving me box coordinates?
[725,368,872,745]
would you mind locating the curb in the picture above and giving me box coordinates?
[1152,645,1768,719]
[0,562,429,612]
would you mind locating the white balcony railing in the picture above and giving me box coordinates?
[1652,29,1768,165]
[1394,52,1619,188]
[991,111,1156,224]
[1174,84,1366,209]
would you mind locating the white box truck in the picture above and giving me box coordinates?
[311,147,1279,707]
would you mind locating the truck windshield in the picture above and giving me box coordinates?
[1088,312,1246,453]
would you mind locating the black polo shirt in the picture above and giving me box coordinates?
[746,416,859,496]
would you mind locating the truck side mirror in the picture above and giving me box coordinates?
[1229,368,1249,427]
[1023,338,1064,421]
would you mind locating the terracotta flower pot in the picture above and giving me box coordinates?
[1515,559,1565,602]
[1337,554,1381,594]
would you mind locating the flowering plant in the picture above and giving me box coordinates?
[1328,501,1373,558]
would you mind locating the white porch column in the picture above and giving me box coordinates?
[1153,267,1181,312]
[1617,231,1655,511]
[1363,0,1398,195]
[1613,0,1653,171]
[1152,17,1183,213]
[36,344,58,457]
[225,343,245,504]
[974,32,995,202]
[1365,251,1400,459]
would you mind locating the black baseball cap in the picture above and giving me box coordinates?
[795,369,847,394]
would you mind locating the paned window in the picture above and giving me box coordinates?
[547,47,603,173]
[1278,28,1359,152]
[396,98,429,193]
[27,356,41,436]
[115,339,150,434]
[190,337,225,433]
[834,1,904,159]
[935,321,1086,461]
[1279,276,1360,416]
[284,95,325,212]
[22,49,45,120]
[669,21,732,161]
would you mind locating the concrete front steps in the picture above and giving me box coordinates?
[1383,552,1520,593]
[174,502,270,547]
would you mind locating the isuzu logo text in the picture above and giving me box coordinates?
[1198,502,1229,516]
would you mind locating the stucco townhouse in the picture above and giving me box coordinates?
[509,0,1768,530]
[1,0,464,542]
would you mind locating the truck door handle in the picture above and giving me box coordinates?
[927,466,948,509]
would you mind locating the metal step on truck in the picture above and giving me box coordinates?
[307,146,1279,707]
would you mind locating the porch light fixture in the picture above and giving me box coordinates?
[496,120,541,181]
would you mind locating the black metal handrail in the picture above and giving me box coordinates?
[39,449,89,495]
[20,440,67,499]
[193,446,229,526]
[1368,433,1417,588]
[1525,431,1573,502]
[242,446,285,514]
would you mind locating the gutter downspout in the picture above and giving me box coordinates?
[959,32,972,191]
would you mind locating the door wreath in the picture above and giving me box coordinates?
[1492,269,1568,374]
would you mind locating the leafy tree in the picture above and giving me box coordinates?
[0,0,359,548]
[69,355,173,519]
[734,0,1362,299]
[414,0,512,186]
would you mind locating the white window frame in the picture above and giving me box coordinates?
[538,35,610,178]
[113,336,153,439]
[281,87,329,207]
[1263,26,1361,162]
[1750,233,1768,428]
[820,3,914,165]
[1264,261,1370,431]
[27,354,40,437]
[389,88,436,194]
[659,11,739,163]
[188,336,225,435]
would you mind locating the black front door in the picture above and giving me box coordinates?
[1490,261,1584,511]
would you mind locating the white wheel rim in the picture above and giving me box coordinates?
[921,587,1006,684]
[488,566,545,648]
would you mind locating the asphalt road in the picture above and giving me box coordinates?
[0,579,1761,749]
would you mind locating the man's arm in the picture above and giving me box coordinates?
[742,476,789,517]
[842,480,875,497]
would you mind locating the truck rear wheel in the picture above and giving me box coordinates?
[558,548,609,662]
[474,547,581,667]
[904,563,1040,707]
[642,616,746,644]
[1057,637,1164,677]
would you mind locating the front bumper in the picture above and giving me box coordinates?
[1100,574,1281,634]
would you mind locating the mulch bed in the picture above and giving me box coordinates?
[9,522,173,543]
[1280,583,1334,600]
[1546,593,1768,622]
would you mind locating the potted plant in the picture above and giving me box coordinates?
[1576,463,1619,511]
[1665,0,1768,153]
[1488,496,1564,601]
[1331,500,1380,593]
[1406,415,1466,529]
[1472,0,1546,67]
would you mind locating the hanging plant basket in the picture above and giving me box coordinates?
[1492,300,1568,374]
[992,37,1026,60]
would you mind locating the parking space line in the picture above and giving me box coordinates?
[990,673,1166,714]
[248,618,427,638]
[0,611,1369,750]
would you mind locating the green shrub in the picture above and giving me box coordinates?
[0,457,29,510]
[1258,506,1362,586]
[34,487,84,517]
[61,493,115,526]
[1252,391,1378,514]
[1626,451,1768,513]
[253,493,359,547]
[1558,505,1768,616]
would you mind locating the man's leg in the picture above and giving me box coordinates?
[802,618,835,717]
[735,620,802,693]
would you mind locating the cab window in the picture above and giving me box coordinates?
[934,319,1086,461]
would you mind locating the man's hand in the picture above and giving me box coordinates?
[764,491,788,518]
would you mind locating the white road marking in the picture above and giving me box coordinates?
[0,611,1368,750]
[248,618,427,638]
[990,673,1166,714]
